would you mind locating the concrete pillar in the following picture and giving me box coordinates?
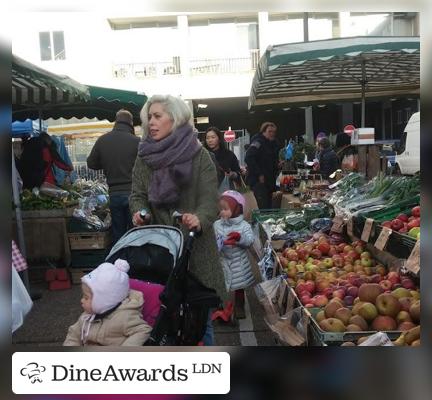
[303,12,309,42]
[177,15,189,78]
[258,12,269,57]
[305,106,314,145]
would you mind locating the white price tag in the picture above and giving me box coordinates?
[374,227,392,251]
[406,240,420,274]
[361,218,374,242]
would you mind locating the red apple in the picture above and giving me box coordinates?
[304,280,316,294]
[397,214,409,222]
[371,315,397,331]
[332,288,346,300]
[317,242,330,255]
[379,280,392,291]
[398,297,415,312]
[346,286,359,298]
[401,278,416,290]
[344,296,355,306]
[347,250,360,260]
[411,206,420,218]
[313,295,329,307]
[310,249,322,259]
[286,250,299,261]
[391,219,404,231]
[387,271,400,285]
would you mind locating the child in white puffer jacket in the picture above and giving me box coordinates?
[213,190,255,320]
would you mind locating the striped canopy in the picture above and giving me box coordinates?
[249,36,420,113]
[12,55,147,124]
[12,55,90,108]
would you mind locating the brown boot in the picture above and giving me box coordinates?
[234,290,246,319]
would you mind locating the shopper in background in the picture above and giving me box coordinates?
[204,126,242,189]
[129,94,227,346]
[245,121,280,209]
[87,109,140,245]
[313,137,340,178]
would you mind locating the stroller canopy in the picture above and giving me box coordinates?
[106,226,184,263]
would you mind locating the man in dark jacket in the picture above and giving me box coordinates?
[315,138,340,178]
[87,109,140,244]
[245,122,280,209]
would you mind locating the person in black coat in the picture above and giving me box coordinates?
[204,126,242,187]
[314,138,340,178]
[245,122,280,209]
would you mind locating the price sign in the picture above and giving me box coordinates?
[361,218,374,242]
[374,227,392,251]
[331,215,344,233]
[347,217,354,237]
[405,240,420,274]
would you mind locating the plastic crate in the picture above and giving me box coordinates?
[305,307,402,346]
[68,217,109,233]
[70,249,107,268]
[68,231,111,250]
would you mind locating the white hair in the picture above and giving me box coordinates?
[140,94,192,136]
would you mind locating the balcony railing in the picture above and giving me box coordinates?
[112,50,260,79]
[113,60,181,79]
[190,50,260,75]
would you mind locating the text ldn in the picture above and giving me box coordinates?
[192,363,222,374]
[52,365,188,382]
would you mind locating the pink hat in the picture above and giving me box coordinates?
[221,190,245,209]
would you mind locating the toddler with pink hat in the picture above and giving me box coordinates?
[212,190,255,321]
[64,259,152,346]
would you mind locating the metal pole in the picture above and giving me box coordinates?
[38,109,42,133]
[361,59,366,128]
[303,12,309,42]
[12,152,30,291]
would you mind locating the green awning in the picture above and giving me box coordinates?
[249,36,420,113]
[12,55,147,124]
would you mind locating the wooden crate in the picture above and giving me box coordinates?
[68,231,111,250]
[69,267,95,284]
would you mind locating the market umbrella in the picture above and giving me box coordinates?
[249,36,420,127]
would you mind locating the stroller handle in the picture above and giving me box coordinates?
[172,211,198,239]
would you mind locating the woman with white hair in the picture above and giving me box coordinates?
[129,94,227,345]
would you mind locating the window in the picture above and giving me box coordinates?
[39,31,66,61]
[405,107,412,123]
[396,110,403,125]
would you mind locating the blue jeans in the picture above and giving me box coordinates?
[202,309,215,346]
[109,194,132,245]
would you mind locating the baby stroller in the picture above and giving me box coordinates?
[105,212,221,346]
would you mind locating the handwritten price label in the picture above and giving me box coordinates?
[361,218,374,242]
[405,240,420,274]
[374,227,392,251]
[332,216,344,233]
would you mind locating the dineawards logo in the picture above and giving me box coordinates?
[20,362,47,383]
[12,352,230,394]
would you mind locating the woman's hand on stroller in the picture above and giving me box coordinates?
[181,213,201,232]
[132,210,151,226]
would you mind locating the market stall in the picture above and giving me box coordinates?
[253,171,420,346]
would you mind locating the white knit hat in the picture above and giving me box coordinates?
[81,259,130,314]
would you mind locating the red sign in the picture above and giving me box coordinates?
[344,124,355,136]
[224,129,236,143]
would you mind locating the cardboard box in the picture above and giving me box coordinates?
[351,128,375,145]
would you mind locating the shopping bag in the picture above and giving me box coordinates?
[218,175,230,194]
[12,267,33,333]
[235,176,258,221]
[285,142,293,161]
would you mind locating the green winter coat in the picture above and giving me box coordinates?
[129,147,228,301]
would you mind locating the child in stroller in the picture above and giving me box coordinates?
[63,259,152,346]
[105,212,221,346]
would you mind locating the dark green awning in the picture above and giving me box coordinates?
[249,36,420,114]
[12,55,147,124]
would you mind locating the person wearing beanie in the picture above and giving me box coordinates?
[87,109,140,246]
[212,190,255,321]
[63,259,152,346]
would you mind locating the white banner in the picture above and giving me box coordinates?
[13,352,230,394]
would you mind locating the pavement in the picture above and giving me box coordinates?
[12,252,276,347]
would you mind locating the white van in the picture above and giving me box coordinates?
[395,112,420,175]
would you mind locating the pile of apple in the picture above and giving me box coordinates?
[381,205,420,239]
[277,236,384,288]
[315,283,420,334]
[294,269,418,309]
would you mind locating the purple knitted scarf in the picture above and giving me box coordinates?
[137,123,201,206]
